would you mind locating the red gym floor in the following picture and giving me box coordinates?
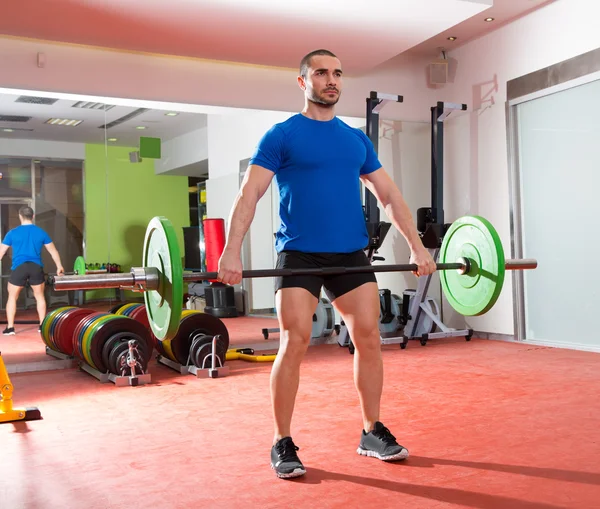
[2,307,600,509]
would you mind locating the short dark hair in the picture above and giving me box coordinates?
[299,49,338,77]
[19,206,34,220]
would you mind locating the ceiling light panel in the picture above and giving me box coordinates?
[72,101,116,111]
[45,118,83,127]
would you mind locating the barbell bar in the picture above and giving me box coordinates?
[52,258,537,292]
[49,215,538,341]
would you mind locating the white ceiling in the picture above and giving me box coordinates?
[0,91,207,146]
[406,0,555,58]
[0,0,495,75]
[0,0,556,147]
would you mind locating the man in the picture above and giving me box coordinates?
[0,206,64,334]
[217,49,436,479]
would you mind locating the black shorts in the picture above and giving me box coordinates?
[274,250,377,301]
[9,262,45,287]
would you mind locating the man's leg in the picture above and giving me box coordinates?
[332,281,409,462]
[270,286,318,478]
[30,283,46,326]
[5,283,23,331]
[331,282,382,432]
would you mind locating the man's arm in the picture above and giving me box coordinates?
[43,242,65,275]
[224,165,275,254]
[360,168,424,252]
[0,244,9,261]
[361,168,436,275]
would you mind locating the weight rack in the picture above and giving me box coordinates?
[157,334,229,378]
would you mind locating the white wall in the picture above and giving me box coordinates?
[0,36,438,123]
[438,0,600,334]
[206,110,294,311]
[0,138,85,160]
[154,127,208,175]
[371,121,439,303]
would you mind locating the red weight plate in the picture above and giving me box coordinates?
[53,308,96,356]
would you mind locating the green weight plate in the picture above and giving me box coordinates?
[74,256,86,276]
[143,216,183,341]
[439,215,505,316]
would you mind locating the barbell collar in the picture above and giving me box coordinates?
[505,259,537,270]
[52,267,160,292]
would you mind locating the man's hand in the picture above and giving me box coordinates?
[217,249,243,285]
[410,247,437,277]
[56,266,65,276]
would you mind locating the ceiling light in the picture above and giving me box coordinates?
[108,138,118,142]
[484,17,494,22]
[0,127,33,132]
[135,126,147,130]
[447,36,457,41]
[165,112,179,117]
[45,118,83,127]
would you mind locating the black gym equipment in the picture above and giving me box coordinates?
[338,96,470,352]
[403,101,471,346]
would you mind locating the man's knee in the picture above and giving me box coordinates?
[280,325,312,353]
[31,286,46,299]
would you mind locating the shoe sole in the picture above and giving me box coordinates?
[2,332,15,335]
[357,447,409,461]
[270,464,306,479]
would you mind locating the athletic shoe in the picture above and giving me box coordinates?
[2,327,15,335]
[270,437,306,479]
[357,421,409,461]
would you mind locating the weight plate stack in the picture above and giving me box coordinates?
[73,312,109,365]
[190,334,227,369]
[168,311,230,366]
[40,306,76,352]
[112,302,158,350]
[102,330,152,377]
[76,313,153,374]
[52,308,96,356]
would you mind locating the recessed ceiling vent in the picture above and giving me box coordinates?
[0,115,32,122]
[15,96,59,105]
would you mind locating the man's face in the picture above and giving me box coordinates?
[299,55,343,106]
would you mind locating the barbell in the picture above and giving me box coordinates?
[50,215,537,342]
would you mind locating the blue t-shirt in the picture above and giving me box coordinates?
[2,224,52,270]
[249,114,382,253]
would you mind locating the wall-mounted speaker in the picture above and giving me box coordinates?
[429,60,448,85]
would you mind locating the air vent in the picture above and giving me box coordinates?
[0,115,32,123]
[98,108,149,129]
[16,96,59,105]
[72,101,115,111]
